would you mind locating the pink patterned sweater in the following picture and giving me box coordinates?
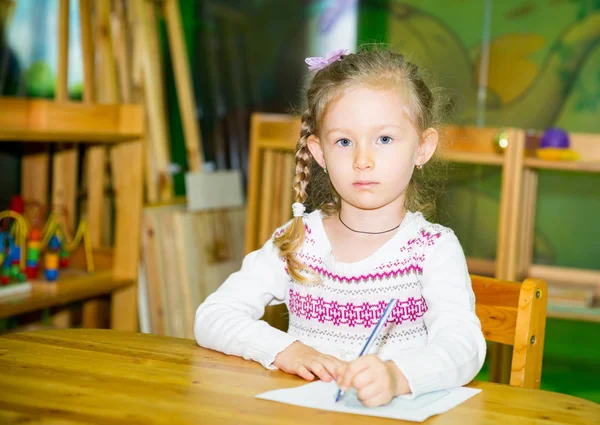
[194,210,486,396]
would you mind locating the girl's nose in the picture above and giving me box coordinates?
[353,146,374,171]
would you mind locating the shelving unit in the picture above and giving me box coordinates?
[0,97,144,331]
[442,125,526,280]
[516,131,600,323]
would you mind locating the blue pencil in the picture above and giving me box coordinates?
[335,298,397,403]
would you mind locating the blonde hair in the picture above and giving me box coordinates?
[274,46,448,283]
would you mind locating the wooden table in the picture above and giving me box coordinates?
[0,329,598,424]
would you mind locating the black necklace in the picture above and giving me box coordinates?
[338,212,401,235]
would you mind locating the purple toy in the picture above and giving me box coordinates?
[540,128,570,149]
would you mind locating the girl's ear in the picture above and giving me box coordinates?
[416,128,439,166]
[307,135,325,168]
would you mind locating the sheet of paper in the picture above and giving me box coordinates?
[256,381,481,422]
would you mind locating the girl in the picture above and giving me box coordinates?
[195,47,486,408]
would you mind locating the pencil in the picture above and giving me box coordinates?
[335,298,397,403]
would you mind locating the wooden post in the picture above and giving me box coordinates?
[163,0,203,172]
[491,128,526,385]
[110,140,144,331]
[132,0,174,201]
[50,0,78,329]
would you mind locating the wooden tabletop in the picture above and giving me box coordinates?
[0,329,598,425]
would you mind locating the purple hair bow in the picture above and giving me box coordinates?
[305,49,348,72]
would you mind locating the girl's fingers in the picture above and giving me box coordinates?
[296,364,315,381]
[356,381,381,403]
[352,368,377,390]
[360,390,391,408]
[309,360,332,382]
[321,357,343,380]
[340,357,372,390]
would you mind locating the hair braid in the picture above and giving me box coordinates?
[273,110,318,283]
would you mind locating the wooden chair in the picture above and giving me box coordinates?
[471,274,548,389]
[245,113,299,331]
[245,113,299,255]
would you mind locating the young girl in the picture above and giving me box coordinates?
[195,47,486,408]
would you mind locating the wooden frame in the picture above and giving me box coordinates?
[471,275,547,389]
[442,126,527,280]
[516,131,600,322]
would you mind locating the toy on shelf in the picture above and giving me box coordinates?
[0,202,95,291]
[536,128,580,161]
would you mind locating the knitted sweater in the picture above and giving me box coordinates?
[194,210,486,396]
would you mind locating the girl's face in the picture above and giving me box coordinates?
[308,85,438,212]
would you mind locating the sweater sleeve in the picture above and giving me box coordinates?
[193,235,297,369]
[389,231,486,396]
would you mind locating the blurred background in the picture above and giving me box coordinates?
[0,0,598,404]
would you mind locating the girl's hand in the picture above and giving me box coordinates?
[273,342,346,382]
[337,354,410,407]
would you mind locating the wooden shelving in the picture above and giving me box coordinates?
[518,131,600,323]
[524,157,600,172]
[0,97,143,143]
[0,271,133,320]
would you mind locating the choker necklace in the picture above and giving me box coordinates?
[338,212,401,235]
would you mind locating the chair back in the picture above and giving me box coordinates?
[471,274,547,388]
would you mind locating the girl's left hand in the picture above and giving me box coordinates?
[337,354,410,407]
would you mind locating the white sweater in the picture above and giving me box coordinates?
[194,210,486,396]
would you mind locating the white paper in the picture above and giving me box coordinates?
[256,381,481,422]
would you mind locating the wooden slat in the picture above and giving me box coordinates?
[51,149,78,234]
[163,0,204,172]
[271,152,284,229]
[280,153,295,224]
[21,147,49,207]
[57,0,70,101]
[496,128,526,281]
[443,152,503,166]
[113,0,133,103]
[0,271,133,320]
[85,147,106,246]
[475,305,518,346]
[471,275,521,308]
[244,114,263,254]
[95,0,118,104]
[528,264,600,287]
[257,149,275,244]
[132,0,173,201]
[517,169,538,278]
[510,278,547,388]
[0,98,144,142]
[79,0,96,103]
[110,140,144,331]
[141,209,168,335]
[523,157,600,172]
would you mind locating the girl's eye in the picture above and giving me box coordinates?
[336,138,352,147]
[378,136,393,145]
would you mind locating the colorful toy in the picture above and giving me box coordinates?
[536,128,580,161]
[0,203,94,286]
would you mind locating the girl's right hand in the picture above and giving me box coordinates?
[273,341,346,382]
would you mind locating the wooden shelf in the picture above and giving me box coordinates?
[0,270,134,319]
[0,97,143,143]
[528,264,600,288]
[523,157,600,172]
[547,304,600,323]
[444,151,504,166]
